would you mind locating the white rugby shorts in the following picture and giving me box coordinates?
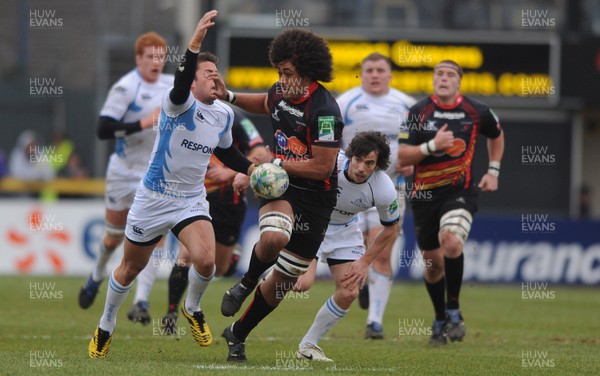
[104,156,147,211]
[317,219,365,262]
[125,183,211,244]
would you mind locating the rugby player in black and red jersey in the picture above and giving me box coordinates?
[215,29,344,362]
[398,60,504,345]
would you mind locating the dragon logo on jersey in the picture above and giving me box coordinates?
[434,138,466,157]
[274,130,307,155]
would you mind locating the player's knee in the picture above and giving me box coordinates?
[104,234,124,250]
[439,231,464,258]
[259,233,289,254]
[187,248,214,273]
[121,262,145,284]
[259,211,293,252]
[104,225,125,250]
[340,285,359,304]
[438,209,472,257]
[193,258,215,275]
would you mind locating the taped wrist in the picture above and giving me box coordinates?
[420,139,437,156]
[488,161,500,177]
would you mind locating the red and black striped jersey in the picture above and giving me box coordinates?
[399,95,502,192]
[267,81,343,192]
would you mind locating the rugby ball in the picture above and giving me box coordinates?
[250,163,289,199]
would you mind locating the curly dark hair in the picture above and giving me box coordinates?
[345,131,391,171]
[268,29,333,82]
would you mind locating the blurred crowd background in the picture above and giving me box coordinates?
[1,0,599,218]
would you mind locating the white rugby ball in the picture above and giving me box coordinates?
[250,163,289,199]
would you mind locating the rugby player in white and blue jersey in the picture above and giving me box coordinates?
[336,52,416,339]
[293,131,400,362]
[78,32,173,320]
[88,10,256,358]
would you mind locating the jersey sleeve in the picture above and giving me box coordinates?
[375,173,401,226]
[99,75,136,120]
[479,107,502,139]
[162,88,194,118]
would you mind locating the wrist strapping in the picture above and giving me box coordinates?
[419,139,437,156]
[488,161,500,177]
[188,41,200,53]
[271,158,284,167]
[226,90,237,104]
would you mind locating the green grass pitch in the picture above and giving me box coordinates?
[1,276,598,375]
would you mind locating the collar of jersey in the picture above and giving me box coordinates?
[431,94,463,109]
[289,81,319,104]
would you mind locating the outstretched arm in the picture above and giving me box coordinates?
[169,10,218,105]
[96,108,160,139]
[340,222,399,289]
[212,80,269,114]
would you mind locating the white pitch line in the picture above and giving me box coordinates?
[193,364,399,372]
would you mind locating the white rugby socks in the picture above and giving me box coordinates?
[366,269,393,326]
[184,264,215,314]
[99,270,133,334]
[92,242,113,282]
[300,296,348,346]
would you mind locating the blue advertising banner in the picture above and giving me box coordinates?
[239,202,600,285]
[395,215,599,285]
